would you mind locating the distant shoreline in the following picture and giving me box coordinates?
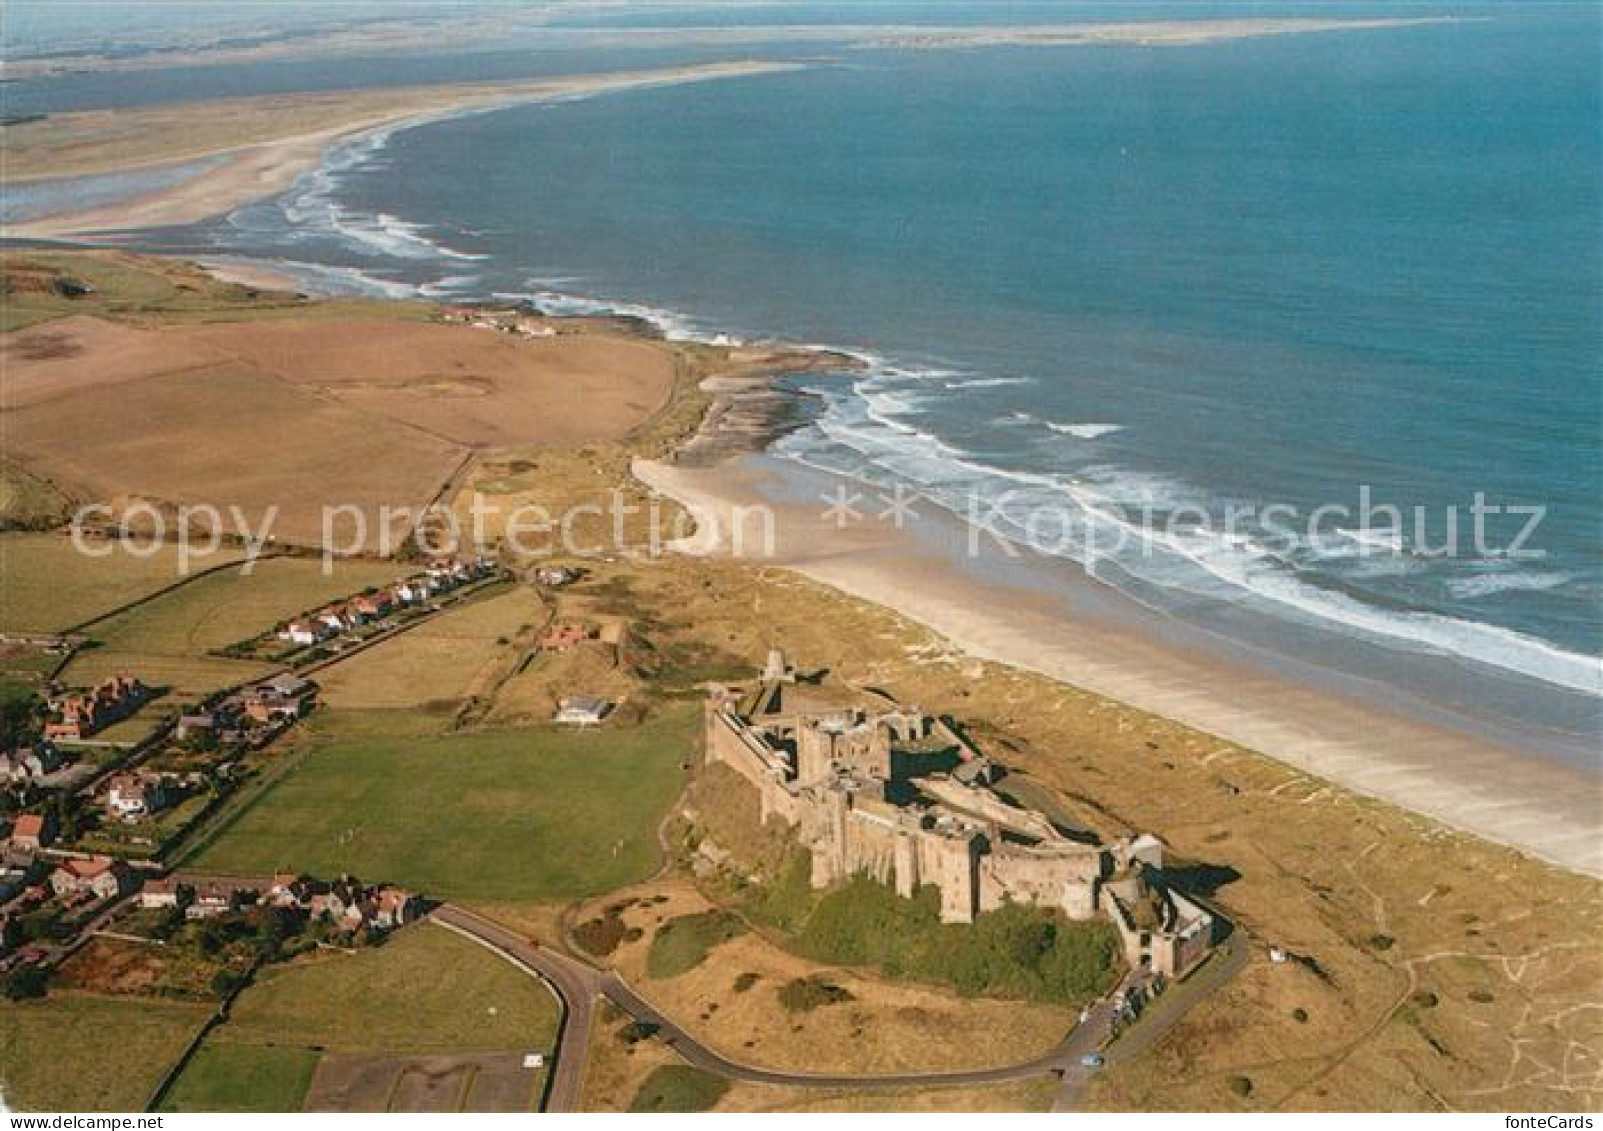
[0,61,808,240]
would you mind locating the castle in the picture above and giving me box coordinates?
[704,651,1217,979]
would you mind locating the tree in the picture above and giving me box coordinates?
[3,963,49,1001]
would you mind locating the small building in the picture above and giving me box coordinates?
[177,713,217,741]
[138,876,182,910]
[280,619,327,647]
[554,696,612,726]
[541,623,596,652]
[531,566,582,588]
[8,813,54,851]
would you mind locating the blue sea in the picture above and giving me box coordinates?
[22,5,1600,748]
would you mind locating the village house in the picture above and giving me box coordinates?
[242,673,318,724]
[349,591,395,621]
[105,771,172,819]
[137,875,181,910]
[279,618,330,647]
[704,653,1219,979]
[43,675,149,741]
[8,813,54,851]
[49,856,129,902]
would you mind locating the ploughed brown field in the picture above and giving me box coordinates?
[0,313,676,547]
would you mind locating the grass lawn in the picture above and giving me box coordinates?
[628,1065,730,1112]
[0,992,211,1111]
[216,924,559,1055]
[158,1043,318,1112]
[191,704,695,902]
[0,532,242,633]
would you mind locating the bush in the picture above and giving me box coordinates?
[646,911,746,980]
[777,976,854,1014]
[573,910,627,957]
[628,1066,729,1112]
[732,972,760,993]
[1228,1075,1253,1098]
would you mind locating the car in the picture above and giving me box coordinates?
[1079,1053,1105,1069]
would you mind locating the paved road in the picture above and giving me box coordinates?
[432,906,603,1114]
[1052,927,1252,1111]
[434,903,1251,1110]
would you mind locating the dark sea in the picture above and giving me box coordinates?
[26,5,1600,750]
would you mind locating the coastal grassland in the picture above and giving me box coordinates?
[0,993,211,1111]
[314,585,548,712]
[158,1043,320,1113]
[183,926,560,1056]
[189,704,696,901]
[0,532,242,633]
[0,250,432,332]
[646,910,747,979]
[573,876,1073,1075]
[0,461,73,528]
[5,361,465,550]
[446,341,844,557]
[563,557,1603,1111]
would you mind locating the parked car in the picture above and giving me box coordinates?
[1079,1053,1105,1069]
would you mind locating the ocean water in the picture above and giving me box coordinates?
[143,10,1599,741]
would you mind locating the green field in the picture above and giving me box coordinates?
[0,533,243,633]
[191,705,696,902]
[53,555,407,701]
[0,992,211,1111]
[212,925,560,1055]
[158,1043,319,1113]
[73,555,404,656]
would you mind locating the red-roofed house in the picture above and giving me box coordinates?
[8,813,53,851]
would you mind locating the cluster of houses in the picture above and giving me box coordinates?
[43,675,150,741]
[176,673,319,745]
[277,556,496,648]
[139,872,423,933]
[443,307,555,339]
[0,741,69,786]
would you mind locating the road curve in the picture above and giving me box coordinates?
[433,903,1250,1110]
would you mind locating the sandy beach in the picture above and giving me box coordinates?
[1,61,804,240]
[635,451,1603,879]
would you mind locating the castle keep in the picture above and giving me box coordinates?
[705,652,1216,979]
